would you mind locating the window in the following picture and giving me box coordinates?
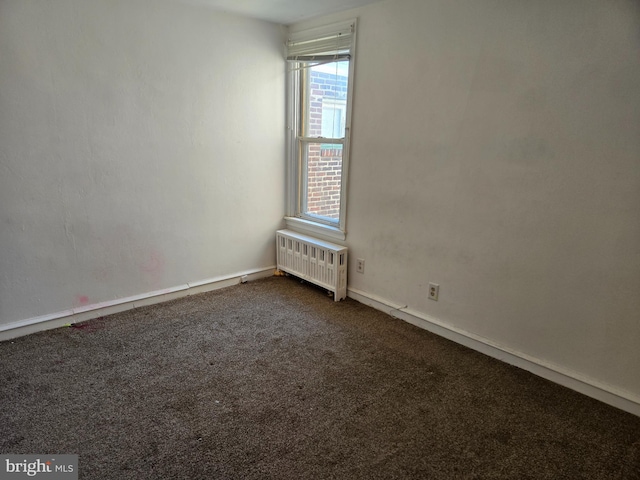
[285,20,356,240]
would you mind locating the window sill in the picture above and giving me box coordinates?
[284,216,346,242]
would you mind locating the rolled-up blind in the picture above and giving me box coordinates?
[286,20,355,63]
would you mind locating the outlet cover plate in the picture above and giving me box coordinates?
[428,283,439,301]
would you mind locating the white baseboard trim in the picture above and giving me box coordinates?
[0,266,275,342]
[347,287,640,417]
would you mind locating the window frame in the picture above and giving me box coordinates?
[285,20,357,241]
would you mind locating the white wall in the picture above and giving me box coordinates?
[0,0,285,328]
[292,0,640,406]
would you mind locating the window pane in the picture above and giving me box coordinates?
[321,98,347,141]
[304,61,349,139]
[302,142,343,222]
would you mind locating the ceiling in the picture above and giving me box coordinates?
[180,0,385,25]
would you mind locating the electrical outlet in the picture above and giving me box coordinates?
[356,258,365,274]
[428,283,439,301]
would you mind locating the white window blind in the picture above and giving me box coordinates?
[286,21,355,65]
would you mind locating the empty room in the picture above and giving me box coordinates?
[1,0,639,478]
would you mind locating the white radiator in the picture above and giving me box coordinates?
[276,229,348,301]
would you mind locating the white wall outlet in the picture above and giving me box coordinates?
[356,258,365,274]
[428,283,439,301]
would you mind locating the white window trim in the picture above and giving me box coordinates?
[284,216,346,241]
[285,19,357,241]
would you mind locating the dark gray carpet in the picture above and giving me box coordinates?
[1,276,639,479]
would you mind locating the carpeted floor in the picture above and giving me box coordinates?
[1,276,639,479]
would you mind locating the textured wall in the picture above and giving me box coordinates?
[292,0,640,401]
[0,0,285,326]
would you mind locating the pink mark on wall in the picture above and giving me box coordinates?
[75,295,90,307]
[140,250,165,273]
[140,250,165,288]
